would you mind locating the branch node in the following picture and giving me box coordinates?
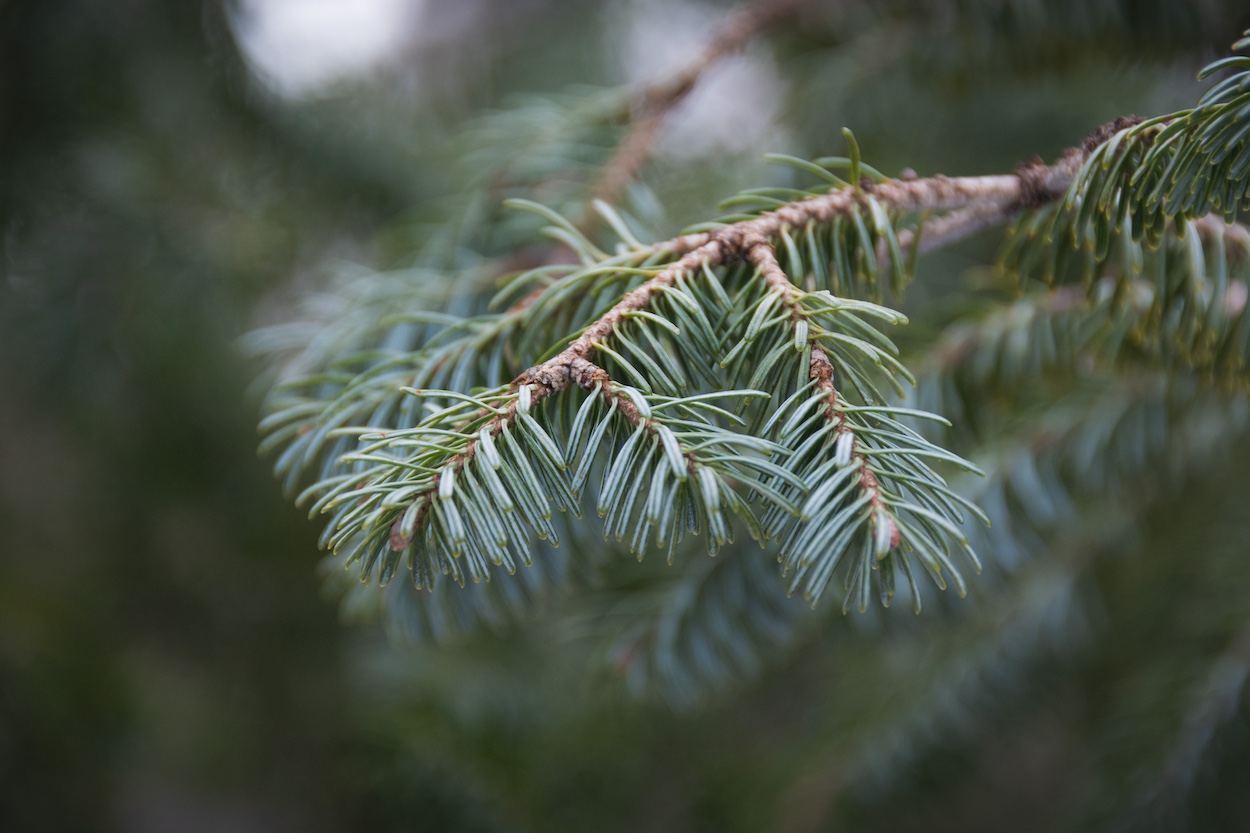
[1014,155,1051,209]
[1081,114,1144,155]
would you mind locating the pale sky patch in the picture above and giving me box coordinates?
[234,0,425,98]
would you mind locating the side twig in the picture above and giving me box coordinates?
[744,241,898,549]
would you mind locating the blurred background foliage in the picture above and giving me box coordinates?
[3,1,1250,831]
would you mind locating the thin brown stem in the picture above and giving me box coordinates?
[743,233,803,300]
[745,240,897,548]
[589,0,805,212]
[808,345,894,547]
[565,357,655,428]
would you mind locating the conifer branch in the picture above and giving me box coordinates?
[279,119,1147,612]
[601,115,1127,265]
[255,30,1250,644]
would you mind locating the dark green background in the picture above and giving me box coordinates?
[4,2,1250,830]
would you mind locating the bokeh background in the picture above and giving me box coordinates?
[4,1,1250,831]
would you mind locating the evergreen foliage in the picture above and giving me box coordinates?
[256,24,1250,705]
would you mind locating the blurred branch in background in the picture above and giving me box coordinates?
[588,0,803,212]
